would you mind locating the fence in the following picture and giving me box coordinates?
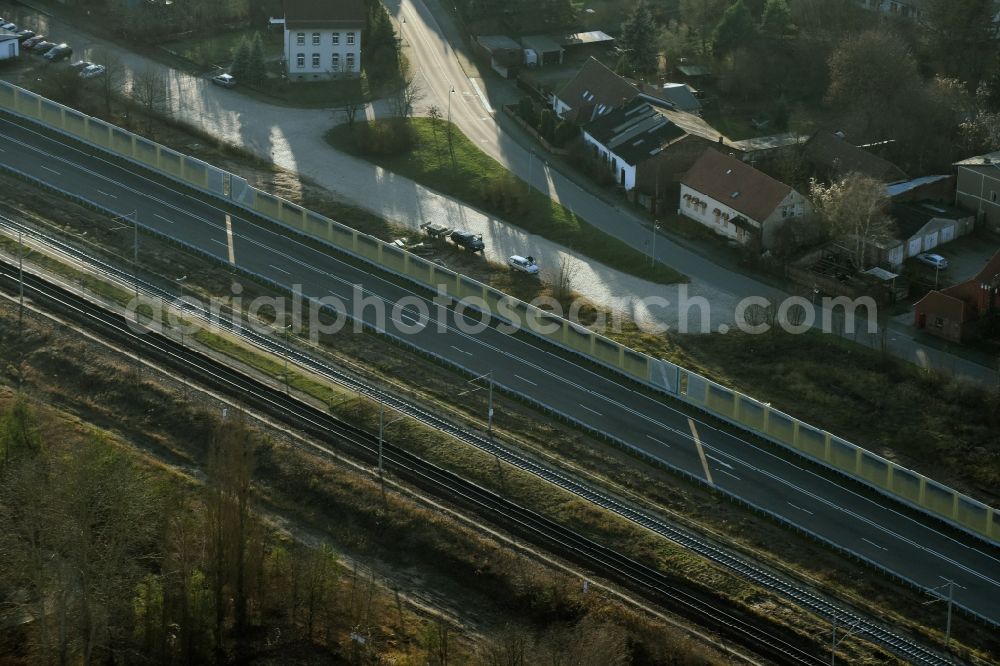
[1,80,996,545]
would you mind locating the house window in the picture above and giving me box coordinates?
[312,53,320,68]
[312,32,320,45]
[332,32,340,45]
[347,32,355,45]
[296,32,305,46]
[934,316,944,328]
[991,190,997,203]
[332,53,340,70]
[346,52,355,71]
[296,53,305,68]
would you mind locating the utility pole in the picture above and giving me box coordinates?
[132,211,139,306]
[17,230,24,339]
[378,400,405,496]
[925,579,955,653]
[282,322,292,395]
[459,370,494,439]
[829,616,861,665]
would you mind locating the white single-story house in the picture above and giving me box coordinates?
[680,149,810,248]
[279,0,364,80]
[0,29,19,60]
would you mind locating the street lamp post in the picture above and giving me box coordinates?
[527,150,534,194]
[446,86,455,145]
[650,221,659,269]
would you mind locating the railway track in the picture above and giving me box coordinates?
[0,215,956,665]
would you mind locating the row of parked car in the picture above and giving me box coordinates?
[1,17,104,78]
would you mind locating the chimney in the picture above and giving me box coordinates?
[717,136,724,145]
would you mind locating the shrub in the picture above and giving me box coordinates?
[480,173,526,214]
[352,119,415,155]
[553,121,579,147]
[539,108,556,143]
[517,96,538,126]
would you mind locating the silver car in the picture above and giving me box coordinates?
[508,255,539,274]
[916,253,949,270]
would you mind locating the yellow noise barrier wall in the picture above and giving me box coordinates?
[1,81,995,545]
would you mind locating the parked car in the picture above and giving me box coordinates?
[15,30,35,43]
[70,60,93,72]
[1,22,17,31]
[211,72,236,88]
[508,255,539,274]
[916,253,949,270]
[44,44,73,61]
[80,64,105,79]
[22,35,45,49]
[449,230,485,253]
[31,41,57,54]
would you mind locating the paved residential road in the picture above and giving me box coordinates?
[2,0,997,385]
[2,113,999,626]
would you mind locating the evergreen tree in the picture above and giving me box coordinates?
[619,0,659,75]
[713,0,758,57]
[760,0,791,37]
[539,108,556,142]
[246,32,266,86]
[984,51,1000,112]
[231,36,251,80]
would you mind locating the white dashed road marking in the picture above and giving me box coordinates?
[787,502,814,515]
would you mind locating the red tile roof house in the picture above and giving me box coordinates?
[679,149,811,249]
[914,248,1000,343]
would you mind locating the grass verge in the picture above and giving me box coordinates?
[325,118,687,285]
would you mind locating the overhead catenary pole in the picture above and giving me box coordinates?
[459,370,494,439]
[283,321,292,395]
[829,616,861,666]
[17,230,23,338]
[378,400,405,494]
[923,579,955,654]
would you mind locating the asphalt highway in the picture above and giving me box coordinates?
[2,113,999,624]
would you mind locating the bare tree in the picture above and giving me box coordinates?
[131,66,168,133]
[340,97,364,127]
[810,173,895,270]
[550,255,578,303]
[206,412,258,654]
[389,72,424,119]
[91,47,124,116]
[478,623,531,666]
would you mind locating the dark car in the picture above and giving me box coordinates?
[31,40,57,54]
[44,44,72,61]
[449,230,485,253]
[16,30,35,43]
[22,35,45,49]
